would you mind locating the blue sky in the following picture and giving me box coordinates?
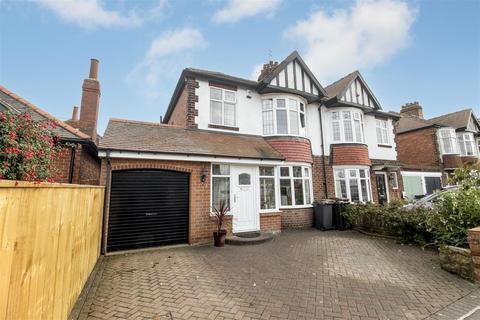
[1,0,479,134]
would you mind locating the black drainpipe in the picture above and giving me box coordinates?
[101,150,111,255]
[318,105,328,199]
[68,145,77,183]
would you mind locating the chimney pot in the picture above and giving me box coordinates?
[89,58,99,80]
[71,106,79,121]
[400,101,424,119]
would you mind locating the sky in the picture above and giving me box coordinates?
[1,0,479,135]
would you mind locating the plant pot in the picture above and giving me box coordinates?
[213,229,227,247]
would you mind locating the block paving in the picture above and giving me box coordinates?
[78,230,479,320]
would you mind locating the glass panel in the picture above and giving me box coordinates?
[335,169,345,179]
[359,169,365,178]
[300,103,305,112]
[349,179,360,201]
[294,179,304,205]
[210,100,222,124]
[293,166,302,177]
[224,90,235,102]
[332,122,341,141]
[376,127,383,143]
[263,110,274,135]
[332,111,339,120]
[260,178,275,209]
[289,110,299,135]
[300,113,305,129]
[238,173,251,185]
[280,167,290,177]
[335,180,347,198]
[260,166,274,176]
[304,167,310,177]
[344,119,353,141]
[277,99,286,108]
[210,87,222,100]
[354,120,362,142]
[304,179,311,204]
[349,169,357,177]
[288,99,297,110]
[212,177,230,210]
[224,102,236,126]
[360,180,369,202]
[280,179,292,206]
[262,99,273,110]
[343,111,351,119]
[212,164,229,175]
[276,110,288,134]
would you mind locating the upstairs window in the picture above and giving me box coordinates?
[376,119,390,145]
[438,128,457,155]
[331,110,364,143]
[458,133,475,156]
[262,97,306,136]
[210,87,236,127]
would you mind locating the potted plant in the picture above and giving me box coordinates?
[212,199,229,247]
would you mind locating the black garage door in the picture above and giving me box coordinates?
[107,170,189,252]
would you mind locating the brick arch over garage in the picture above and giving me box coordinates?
[100,158,229,249]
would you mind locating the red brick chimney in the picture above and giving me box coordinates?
[257,60,279,82]
[71,106,79,121]
[400,101,423,119]
[78,59,100,141]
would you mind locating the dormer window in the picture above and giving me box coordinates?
[210,87,237,127]
[262,96,306,136]
[331,109,364,143]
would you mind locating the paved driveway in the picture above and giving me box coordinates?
[78,230,478,320]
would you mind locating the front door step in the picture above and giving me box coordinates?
[226,232,275,246]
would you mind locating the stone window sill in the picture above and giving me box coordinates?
[378,144,392,148]
[208,124,239,131]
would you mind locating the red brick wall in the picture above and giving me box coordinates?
[443,155,463,169]
[52,144,100,185]
[265,137,313,163]
[166,77,199,129]
[52,146,74,183]
[312,155,336,201]
[461,156,479,165]
[331,144,371,166]
[280,207,313,229]
[397,128,441,170]
[260,213,282,232]
[168,83,188,127]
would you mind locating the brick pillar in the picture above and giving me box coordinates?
[467,226,480,283]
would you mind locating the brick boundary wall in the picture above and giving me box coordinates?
[260,212,282,233]
[280,207,313,229]
[467,226,480,283]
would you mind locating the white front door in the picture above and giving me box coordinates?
[231,166,259,233]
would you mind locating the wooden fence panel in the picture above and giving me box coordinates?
[0,180,104,320]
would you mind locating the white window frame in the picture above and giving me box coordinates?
[209,86,237,127]
[333,166,372,202]
[211,164,231,213]
[438,128,458,155]
[457,132,476,156]
[389,172,399,190]
[331,109,365,143]
[259,166,277,212]
[261,95,307,137]
[376,118,390,145]
[278,165,313,208]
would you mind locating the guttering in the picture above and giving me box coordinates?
[318,104,328,198]
[100,150,111,255]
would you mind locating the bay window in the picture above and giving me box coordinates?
[376,119,390,145]
[458,133,475,156]
[331,110,364,143]
[212,164,230,210]
[279,166,312,207]
[262,96,306,136]
[210,87,236,127]
[334,168,371,202]
[438,128,457,154]
[259,166,276,210]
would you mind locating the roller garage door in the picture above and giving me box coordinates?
[107,170,189,252]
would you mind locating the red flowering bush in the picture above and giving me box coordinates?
[0,110,63,182]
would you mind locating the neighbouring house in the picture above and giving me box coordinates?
[98,51,403,252]
[0,59,102,185]
[395,102,480,200]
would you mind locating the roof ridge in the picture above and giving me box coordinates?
[325,70,358,89]
[109,118,183,128]
[0,85,90,140]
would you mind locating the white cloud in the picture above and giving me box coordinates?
[127,28,207,99]
[36,0,168,29]
[213,0,281,23]
[285,0,416,84]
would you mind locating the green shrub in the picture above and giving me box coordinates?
[427,185,480,248]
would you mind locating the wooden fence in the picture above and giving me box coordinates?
[0,180,104,320]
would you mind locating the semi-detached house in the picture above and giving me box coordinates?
[98,51,403,253]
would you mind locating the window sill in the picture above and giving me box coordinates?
[208,124,239,131]
[279,204,313,210]
[260,210,282,215]
[377,144,392,148]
